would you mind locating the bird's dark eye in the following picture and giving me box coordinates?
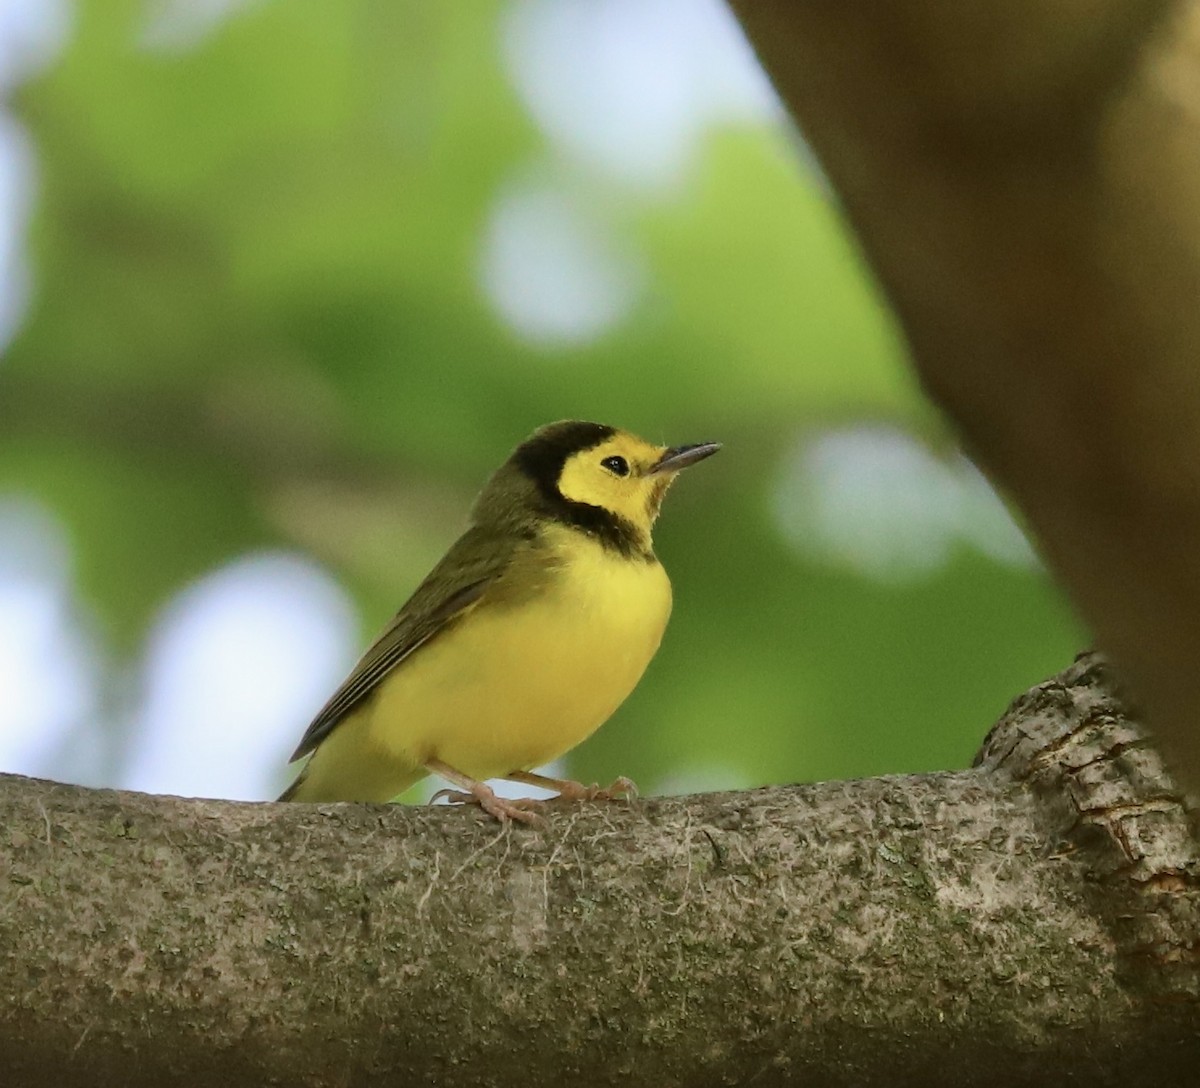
[601,455,630,477]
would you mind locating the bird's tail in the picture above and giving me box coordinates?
[277,772,306,802]
[277,763,425,803]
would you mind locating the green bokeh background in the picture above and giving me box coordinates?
[0,1,1082,799]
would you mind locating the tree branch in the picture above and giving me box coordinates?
[728,0,1200,792]
[2,655,1197,1086]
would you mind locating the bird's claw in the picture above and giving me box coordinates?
[431,785,544,826]
[430,772,638,823]
[554,775,638,803]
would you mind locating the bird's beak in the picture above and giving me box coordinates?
[649,441,721,475]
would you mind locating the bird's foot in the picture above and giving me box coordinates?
[503,770,638,804]
[426,757,545,826]
[555,775,638,803]
[430,783,544,826]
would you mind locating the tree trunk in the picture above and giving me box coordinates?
[728,0,1200,796]
[1,654,1197,1086]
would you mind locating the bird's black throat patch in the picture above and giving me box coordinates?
[512,421,649,559]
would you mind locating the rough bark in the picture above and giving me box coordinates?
[728,0,1200,794]
[1,654,1197,1087]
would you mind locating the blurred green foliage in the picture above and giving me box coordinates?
[0,0,1081,796]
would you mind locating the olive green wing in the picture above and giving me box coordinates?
[287,525,519,762]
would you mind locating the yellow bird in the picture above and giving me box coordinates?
[278,420,719,822]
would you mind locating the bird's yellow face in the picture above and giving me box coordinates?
[502,421,720,558]
[557,431,678,537]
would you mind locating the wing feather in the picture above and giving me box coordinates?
[287,526,517,762]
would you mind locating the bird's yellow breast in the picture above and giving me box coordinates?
[361,529,672,785]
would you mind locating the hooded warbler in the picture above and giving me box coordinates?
[279,420,719,822]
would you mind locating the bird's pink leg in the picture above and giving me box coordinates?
[426,759,543,825]
[504,769,638,803]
